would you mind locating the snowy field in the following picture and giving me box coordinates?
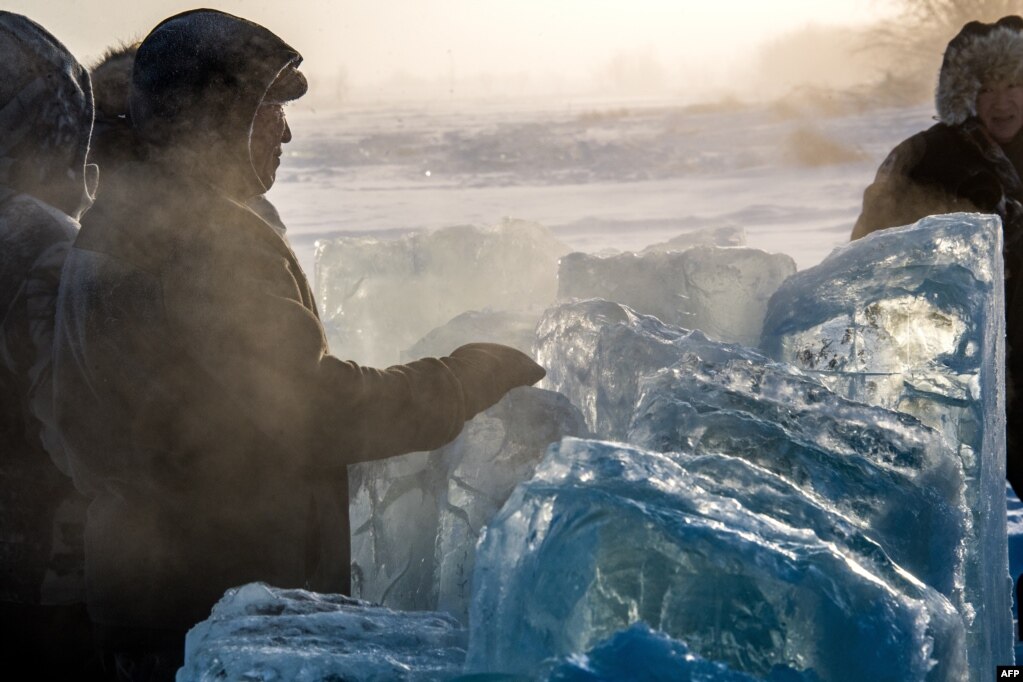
[271,97,933,278]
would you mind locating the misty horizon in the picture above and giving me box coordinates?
[6,0,911,107]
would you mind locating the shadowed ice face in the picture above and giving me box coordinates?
[250,102,292,191]
[977,79,1023,144]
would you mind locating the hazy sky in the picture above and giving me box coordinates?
[7,1,894,99]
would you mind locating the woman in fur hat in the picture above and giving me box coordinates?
[853,15,1023,501]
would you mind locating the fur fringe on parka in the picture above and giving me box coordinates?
[937,15,1023,125]
[88,43,140,172]
[91,42,137,121]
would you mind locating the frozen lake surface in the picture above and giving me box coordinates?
[269,98,933,278]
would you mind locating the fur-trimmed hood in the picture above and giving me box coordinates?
[937,15,1023,125]
[90,42,139,171]
[92,42,136,122]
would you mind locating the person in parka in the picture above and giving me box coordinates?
[52,8,545,674]
[851,15,1023,500]
[0,11,100,677]
[89,40,289,237]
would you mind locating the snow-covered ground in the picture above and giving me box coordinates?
[270,98,932,277]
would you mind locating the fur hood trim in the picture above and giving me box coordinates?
[937,16,1023,125]
[91,42,137,121]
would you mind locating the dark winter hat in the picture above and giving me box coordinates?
[130,8,305,194]
[937,15,1023,125]
[265,65,308,103]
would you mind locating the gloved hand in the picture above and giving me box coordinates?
[442,342,546,418]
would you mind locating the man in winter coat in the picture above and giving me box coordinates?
[89,41,289,237]
[852,15,1023,500]
[0,11,101,677]
[52,9,544,678]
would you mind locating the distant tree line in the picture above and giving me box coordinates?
[872,0,1020,86]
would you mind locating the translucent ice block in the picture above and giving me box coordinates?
[349,387,586,622]
[467,438,966,681]
[535,299,689,439]
[539,622,817,682]
[315,219,569,367]
[558,246,794,346]
[401,308,541,362]
[629,333,966,609]
[761,213,1011,677]
[179,582,467,682]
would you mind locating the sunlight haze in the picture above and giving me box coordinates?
[7,0,895,102]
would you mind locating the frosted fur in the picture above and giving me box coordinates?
[937,24,1023,125]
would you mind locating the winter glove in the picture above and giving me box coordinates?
[442,342,546,418]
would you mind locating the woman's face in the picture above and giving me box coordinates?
[977,79,1023,144]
